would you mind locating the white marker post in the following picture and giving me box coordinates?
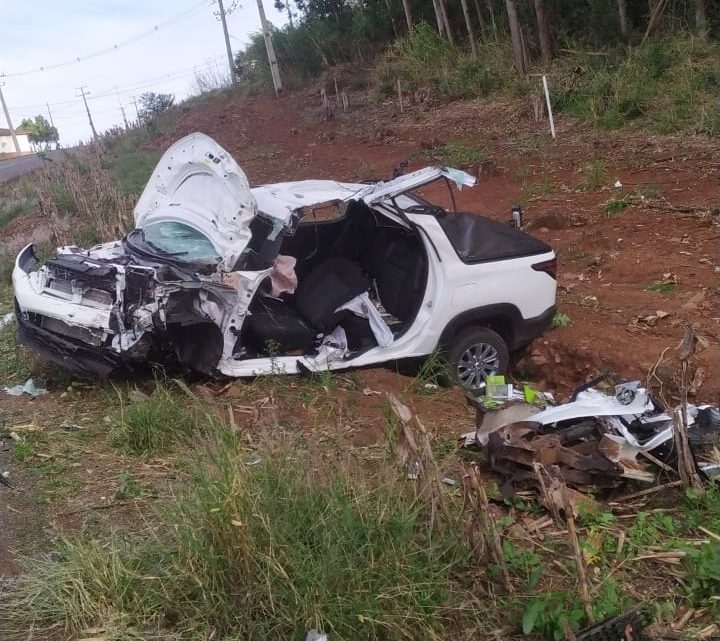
[542,74,556,139]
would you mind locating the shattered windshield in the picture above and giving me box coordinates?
[142,222,220,262]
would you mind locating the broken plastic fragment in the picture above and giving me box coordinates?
[4,379,48,397]
[0,312,14,332]
[444,167,476,190]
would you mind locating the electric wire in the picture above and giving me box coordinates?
[0,0,214,79]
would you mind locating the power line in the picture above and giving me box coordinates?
[10,56,226,112]
[0,0,213,79]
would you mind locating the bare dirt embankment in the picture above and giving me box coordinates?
[147,91,719,401]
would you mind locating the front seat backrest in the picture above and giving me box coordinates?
[295,257,370,332]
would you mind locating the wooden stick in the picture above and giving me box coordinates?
[563,483,594,624]
[638,449,676,474]
[470,466,513,593]
[615,479,683,502]
[699,526,720,543]
[397,78,404,113]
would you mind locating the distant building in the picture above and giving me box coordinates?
[0,128,32,154]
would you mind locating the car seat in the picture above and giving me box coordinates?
[361,230,426,322]
[243,257,370,354]
[294,257,370,332]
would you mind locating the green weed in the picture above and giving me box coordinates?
[0,314,32,386]
[522,580,629,640]
[579,160,608,190]
[553,36,720,136]
[552,312,571,328]
[684,541,720,612]
[411,349,449,395]
[11,438,36,462]
[0,177,35,230]
[645,281,677,293]
[381,24,522,101]
[602,195,633,215]
[426,141,485,167]
[115,471,148,500]
[523,175,557,199]
[106,150,161,196]
[109,381,200,455]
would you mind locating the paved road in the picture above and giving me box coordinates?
[0,150,65,183]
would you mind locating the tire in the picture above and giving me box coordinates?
[445,326,510,392]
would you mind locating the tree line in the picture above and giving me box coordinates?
[239,0,718,82]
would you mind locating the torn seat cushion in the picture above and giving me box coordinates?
[295,257,370,332]
[244,296,318,354]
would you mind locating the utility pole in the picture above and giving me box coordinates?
[0,83,21,154]
[114,86,130,130]
[256,0,283,96]
[46,102,55,128]
[130,95,141,124]
[76,86,98,140]
[217,0,238,85]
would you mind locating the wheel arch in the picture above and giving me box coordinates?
[437,304,522,353]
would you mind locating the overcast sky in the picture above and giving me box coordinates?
[1,0,287,145]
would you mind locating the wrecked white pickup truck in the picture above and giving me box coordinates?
[12,133,557,388]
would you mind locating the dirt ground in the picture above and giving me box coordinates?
[153,90,719,401]
[0,88,718,635]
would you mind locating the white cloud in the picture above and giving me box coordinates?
[1,0,287,145]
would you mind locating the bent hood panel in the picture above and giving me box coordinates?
[134,132,257,271]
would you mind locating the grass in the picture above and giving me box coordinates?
[645,281,677,293]
[109,380,201,455]
[2,422,474,640]
[553,36,720,136]
[523,174,557,199]
[0,177,35,230]
[0,309,32,386]
[376,30,720,137]
[578,160,608,190]
[106,149,162,196]
[411,349,450,395]
[378,23,523,102]
[425,141,485,167]
[602,194,633,215]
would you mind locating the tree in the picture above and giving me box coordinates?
[437,0,454,44]
[460,0,478,58]
[274,0,294,28]
[400,0,413,34]
[533,0,552,69]
[138,92,175,123]
[19,115,59,150]
[505,0,526,75]
[695,0,708,40]
[617,0,629,38]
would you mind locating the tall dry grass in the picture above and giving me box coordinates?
[35,143,135,248]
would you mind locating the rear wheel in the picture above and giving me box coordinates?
[446,327,509,392]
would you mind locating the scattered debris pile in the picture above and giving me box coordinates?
[462,377,720,497]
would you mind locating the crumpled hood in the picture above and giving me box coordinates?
[134,132,257,271]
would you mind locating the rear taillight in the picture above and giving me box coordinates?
[532,257,557,280]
